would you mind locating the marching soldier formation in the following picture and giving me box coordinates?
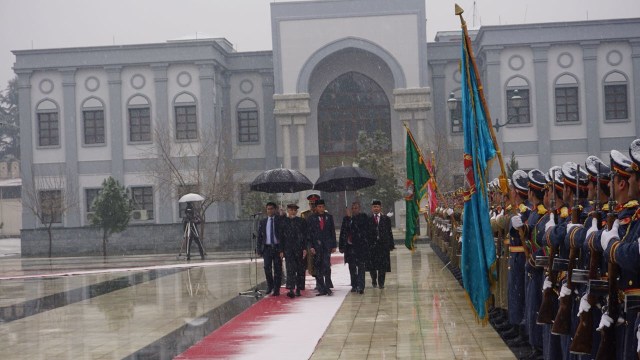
[431,138,640,360]
[258,197,395,297]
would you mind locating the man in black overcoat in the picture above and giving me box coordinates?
[257,202,284,296]
[367,199,395,289]
[339,201,369,294]
[281,203,307,298]
[307,199,337,296]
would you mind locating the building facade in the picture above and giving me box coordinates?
[12,0,640,255]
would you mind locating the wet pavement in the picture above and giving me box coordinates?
[0,239,514,359]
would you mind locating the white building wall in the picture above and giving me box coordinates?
[278,14,419,93]
[121,67,156,160]
[230,73,267,159]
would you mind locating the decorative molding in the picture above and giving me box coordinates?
[240,79,254,94]
[508,55,525,71]
[557,52,574,68]
[177,71,192,87]
[84,76,100,92]
[131,74,146,89]
[606,50,623,66]
[39,79,54,94]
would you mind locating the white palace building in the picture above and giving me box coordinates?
[12,0,640,256]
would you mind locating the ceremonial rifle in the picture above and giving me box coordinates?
[537,169,560,324]
[552,165,582,335]
[595,167,619,360]
[570,171,604,355]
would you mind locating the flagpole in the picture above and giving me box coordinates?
[455,4,508,195]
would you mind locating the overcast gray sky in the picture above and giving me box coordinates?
[1,0,639,89]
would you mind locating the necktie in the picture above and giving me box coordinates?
[375,214,379,224]
[319,216,325,230]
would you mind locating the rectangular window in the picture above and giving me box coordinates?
[1,186,21,199]
[604,84,628,120]
[450,102,462,134]
[556,86,579,123]
[175,105,198,140]
[238,110,259,143]
[86,188,100,212]
[506,89,530,125]
[177,184,198,218]
[38,112,59,146]
[130,186,154,220]
[129,107,151,142]
[39,190,62,224]
[83,110,105,144]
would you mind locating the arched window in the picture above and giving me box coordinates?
[81,97,105,145]
[174,93,198,140]
[505,76,531,125]
[36,100,59,146]
[555,74,579,123]
[237,99,259,144]
[603,71,628,121]
[127,95,151,142]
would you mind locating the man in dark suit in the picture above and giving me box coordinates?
[281,203,307,298]
[307,199,337,296]
[367,199,395,289]
[257,202,284,296]
[339,201,369,294]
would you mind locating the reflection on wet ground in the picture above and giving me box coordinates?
[0,244,514,359]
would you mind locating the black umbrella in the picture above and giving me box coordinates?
[250,168,313,193]
[314,165,376,207]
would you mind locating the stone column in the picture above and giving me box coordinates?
[105,66,123,183]
[17,71,35,229]
[61,68,80,227]
[197,61,216,133]
[273,93,311,171]
[261,72,276,169]
[532,45,551,171]
[393,87,432,142]
[582,42,600,155]
[429,61,447,141]
[631,40,640,137]
[296,123,306,171]
[151,63,171,223]
[483,47,503,179]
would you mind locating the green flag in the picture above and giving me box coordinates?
[404,128,430,250]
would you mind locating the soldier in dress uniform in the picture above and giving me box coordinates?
[567,155,610,358]
[598,145,640,360]
[591,149,639,360]
[499,172,529,345]
[516,169,548,359]
[301,193,320,289]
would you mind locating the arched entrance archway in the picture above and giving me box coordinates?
[317,71,391,218]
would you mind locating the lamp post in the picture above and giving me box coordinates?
[493,89,523,132]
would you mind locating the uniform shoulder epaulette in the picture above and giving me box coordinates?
[602,203,610,212]
[560,207,570,219]
[624,200,639,209]
[537,204,547,215]
[518,203,529,213]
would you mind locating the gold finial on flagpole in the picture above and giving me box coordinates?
[455,4,464,16]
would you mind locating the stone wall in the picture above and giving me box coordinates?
[20,220,257,257]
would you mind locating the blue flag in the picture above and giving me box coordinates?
[459,30,498,323]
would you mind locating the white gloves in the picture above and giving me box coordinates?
[577,294,591,316]
[566,222,582,235]
[637,325,640,352]
[499,209,504,216]
[600,219,620,250]
[597,313,614,331]
[586,218,599,241]
[446,208,454,216]
[545,216,556,232]
[511,215,524,229]
[543,276,552,291]
[559,284,571,298]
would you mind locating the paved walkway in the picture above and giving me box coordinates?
[0,241,514,359]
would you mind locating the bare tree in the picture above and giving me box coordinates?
[21,165,80,257]
[143,123,239,239]
[419,122,464,194]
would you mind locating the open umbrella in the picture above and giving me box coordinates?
[179,193,205,203]
[314,165,376,207]
[250,168,313,193]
